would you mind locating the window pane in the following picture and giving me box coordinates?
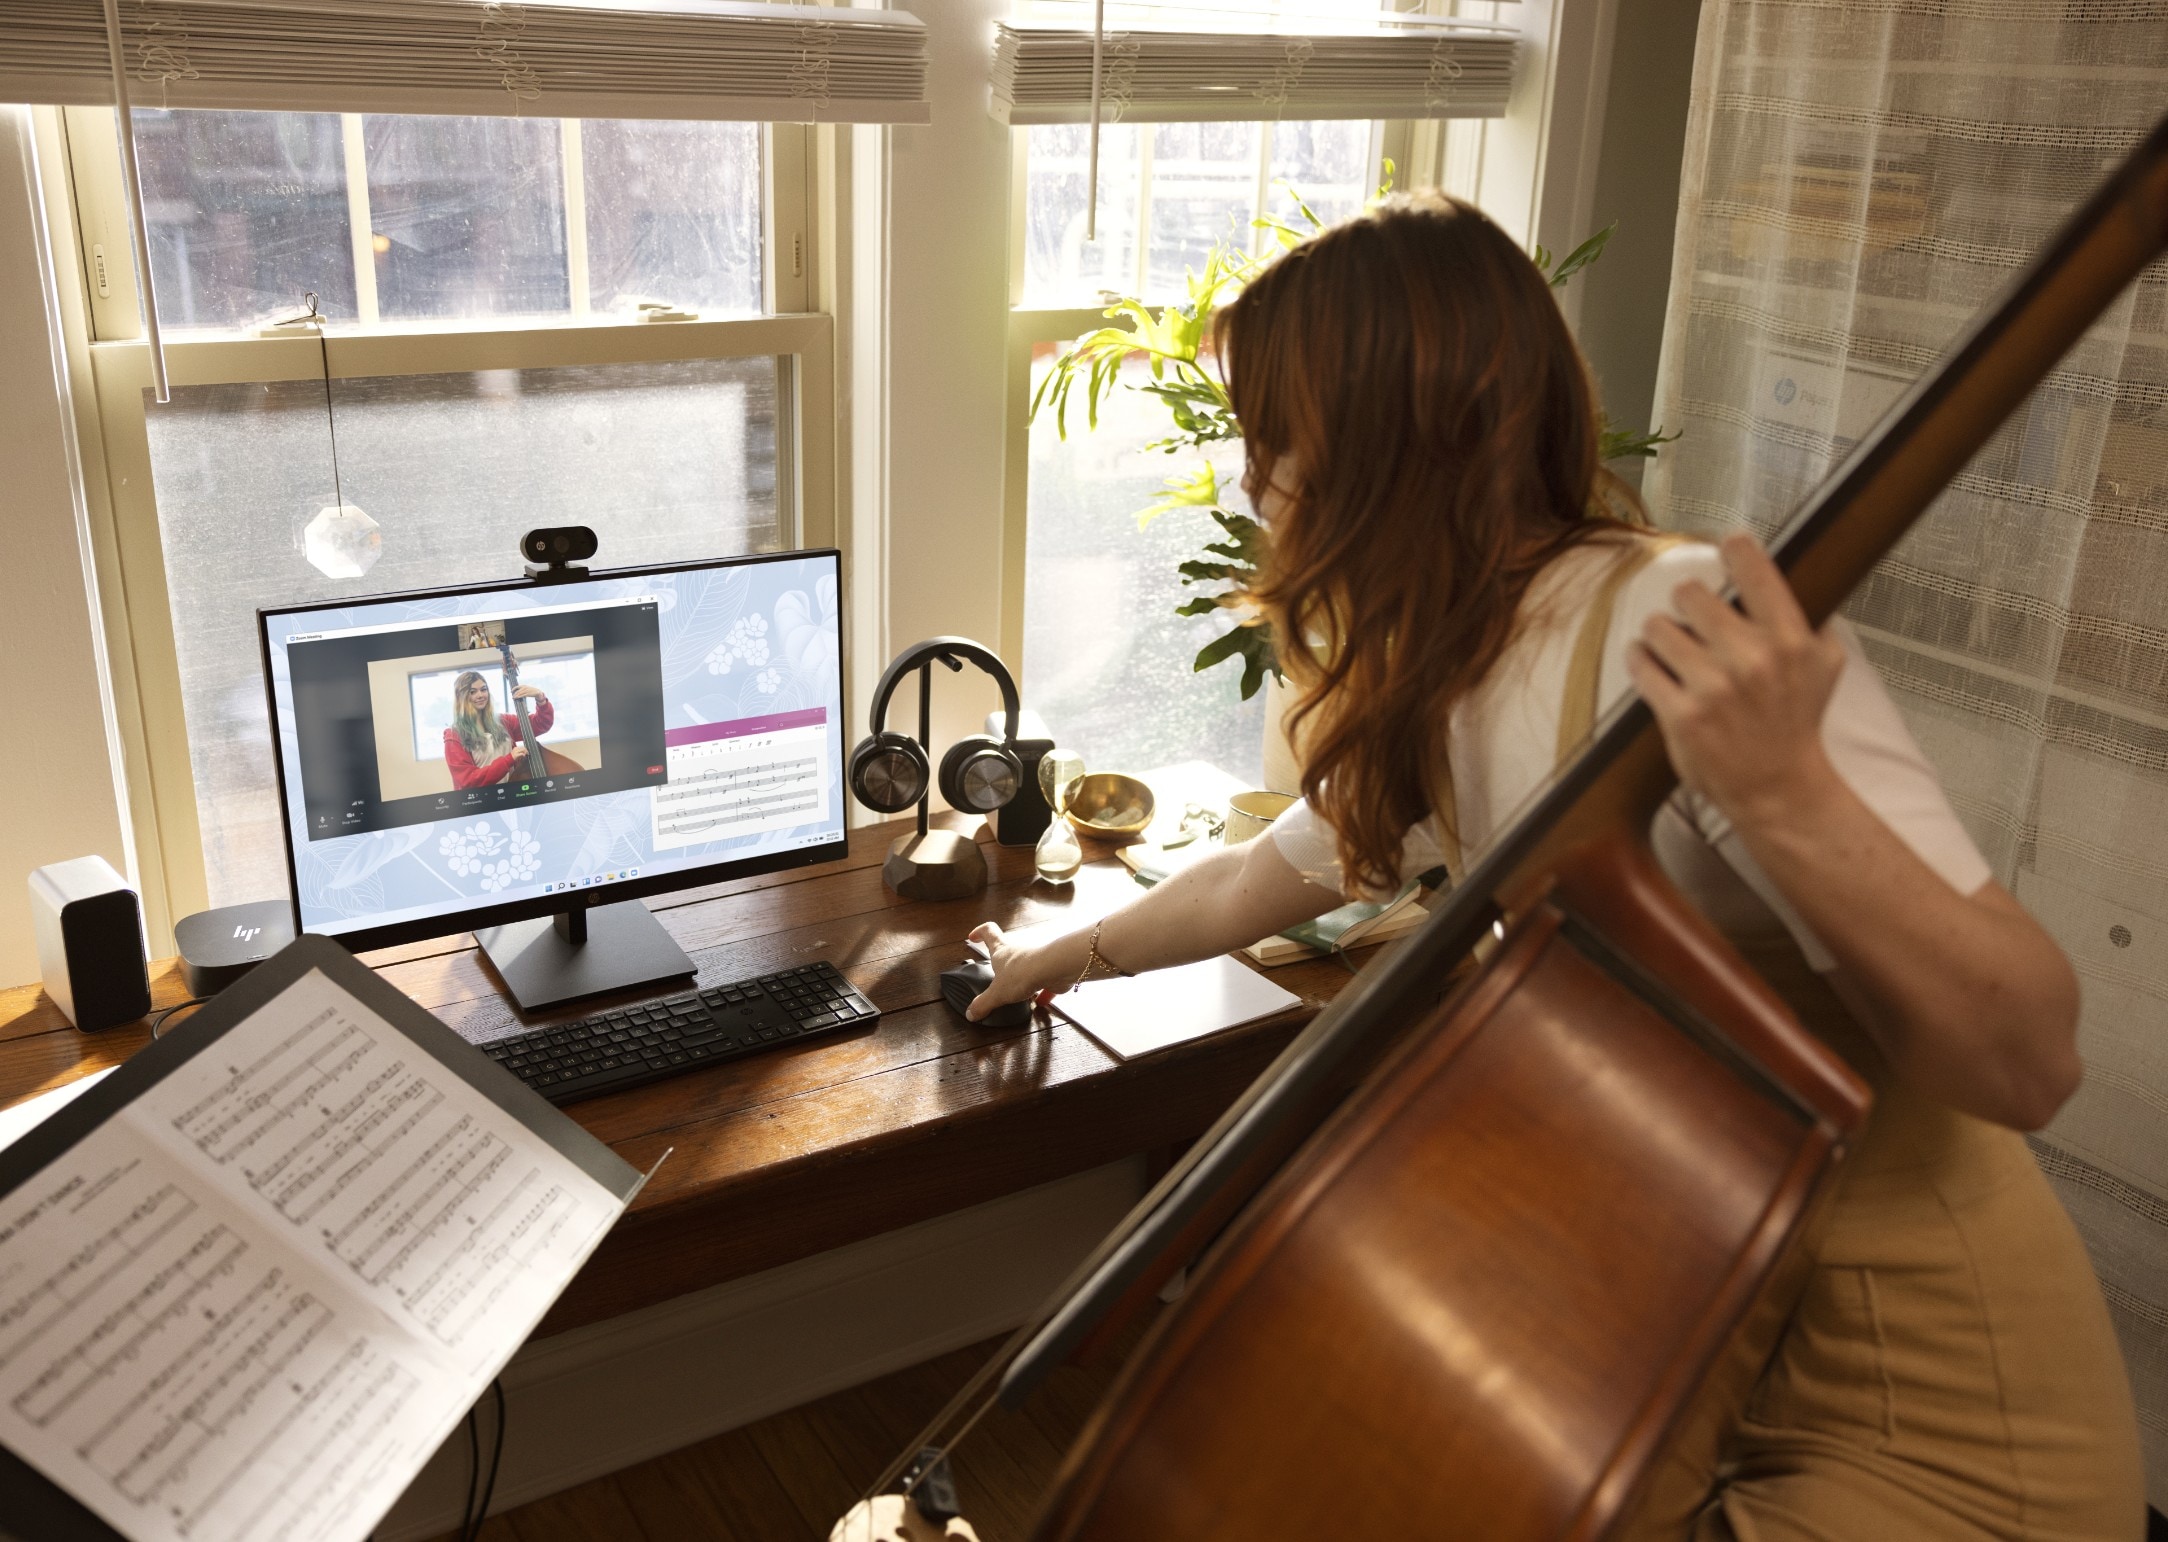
[1264,121,1373,230]
[136,109,355,329]
[1144,122,1262,296]
[1023,346,1264,785]
[142,357,781,904]
[1022,123,1145,307]
[364,116,569,320]
[1020,119,1378,305]
[581,120,763,315]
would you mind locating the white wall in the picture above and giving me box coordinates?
[877,0,1017,755]
[0,108,130,989]
[1576,0,1704,488]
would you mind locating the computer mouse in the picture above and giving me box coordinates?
[940,953,1031,1028]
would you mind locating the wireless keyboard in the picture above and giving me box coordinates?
[478,960,880,1105]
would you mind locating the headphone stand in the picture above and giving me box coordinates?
[881,659,990,901]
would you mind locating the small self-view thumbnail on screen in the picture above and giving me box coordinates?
[285,598,673,842]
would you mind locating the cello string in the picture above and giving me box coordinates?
[859,1319,1038,1502]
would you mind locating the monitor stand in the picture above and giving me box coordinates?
[476,901,695,1013]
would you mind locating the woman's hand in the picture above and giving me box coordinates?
[1628,532,2080,1130]
[510,685,546,702]
[1626,533,1848,828]
[962,921,1088,1023]
[958,835,1343,1025]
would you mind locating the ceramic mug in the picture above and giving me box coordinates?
[1223,789,1298,846]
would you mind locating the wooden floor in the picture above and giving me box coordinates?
[436,1325,1143,1542]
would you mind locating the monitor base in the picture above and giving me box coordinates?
[476,901,695,1013]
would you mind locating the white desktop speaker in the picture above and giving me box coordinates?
[28,855,152,1032]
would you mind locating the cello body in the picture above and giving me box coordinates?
[1033,835,1867,1539]
[495,640,585,778]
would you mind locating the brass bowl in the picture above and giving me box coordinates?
[1063,773,1156,840]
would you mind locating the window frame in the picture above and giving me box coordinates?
[36,104,834,945]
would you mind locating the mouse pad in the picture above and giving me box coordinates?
[1053,955,1302,1061]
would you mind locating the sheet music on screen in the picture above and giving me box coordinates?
[259,553,846,940]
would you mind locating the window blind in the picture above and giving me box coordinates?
[990,12,1515,125]
[0,0,931,124]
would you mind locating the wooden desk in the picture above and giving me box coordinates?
[0,813,1356,1337]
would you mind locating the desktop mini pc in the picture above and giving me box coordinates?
[259,547,880,1102]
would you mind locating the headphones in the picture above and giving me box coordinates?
[849,638,1024,817]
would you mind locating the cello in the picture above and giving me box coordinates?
[495,638,584,779]
[843,113,2168,1541]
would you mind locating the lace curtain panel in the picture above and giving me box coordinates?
[1643,0,2168,1501]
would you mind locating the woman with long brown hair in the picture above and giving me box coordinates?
[967,194,2141,1536]
[444,667,552,789]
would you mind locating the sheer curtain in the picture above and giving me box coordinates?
[1643,0,2168,1501]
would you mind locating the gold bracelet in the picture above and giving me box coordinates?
[1072,919,1131,990]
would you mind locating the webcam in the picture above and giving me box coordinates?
[523,526,597,583]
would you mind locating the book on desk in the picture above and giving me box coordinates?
[0,935,645,1542]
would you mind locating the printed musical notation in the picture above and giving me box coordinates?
[160,990,602,1354]
[0,967,626,1542]
[653,729,830,850]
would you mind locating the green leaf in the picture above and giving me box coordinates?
[1136,463,1221,529]
[1190,623,1279,699]
[1178,559,1245,585]
[1191,625,1255,671]
[1598,420,1681,461]
[1548,221,1616,289]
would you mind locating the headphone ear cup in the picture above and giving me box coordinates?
[938,736,1023,814]
[850,732,930,815]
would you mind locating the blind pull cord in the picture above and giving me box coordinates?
[99,0,170,403]
[1085,0,1104,241]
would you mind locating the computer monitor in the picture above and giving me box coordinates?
[259,549,848,1010]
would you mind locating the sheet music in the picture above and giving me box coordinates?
[0,969,624,1542]
[651,719,829,849]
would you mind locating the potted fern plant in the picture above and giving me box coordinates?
[1030,186,1674,717]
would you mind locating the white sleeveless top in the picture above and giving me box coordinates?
[1268,538,1992,974]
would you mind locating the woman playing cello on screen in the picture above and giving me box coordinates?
[444,668,555,788]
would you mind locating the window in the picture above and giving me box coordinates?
[1023,347,1265,784]
[1020,119,1377,307]
[55,104,825,930]
[1012,117,1383,784]
[131,108,765,329]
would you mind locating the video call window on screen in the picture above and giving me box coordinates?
[263,552,849,946]
[285,598,670,840]
[404,651,601,762]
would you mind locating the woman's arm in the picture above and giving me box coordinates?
[502,688,552,739]
[965,830,1344,1021]
[444,730,513,789]
[1628,534,2080,1130]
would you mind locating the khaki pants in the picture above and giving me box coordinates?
[1670,949,2145,1541]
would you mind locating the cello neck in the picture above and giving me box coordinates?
[498,641,546,778]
